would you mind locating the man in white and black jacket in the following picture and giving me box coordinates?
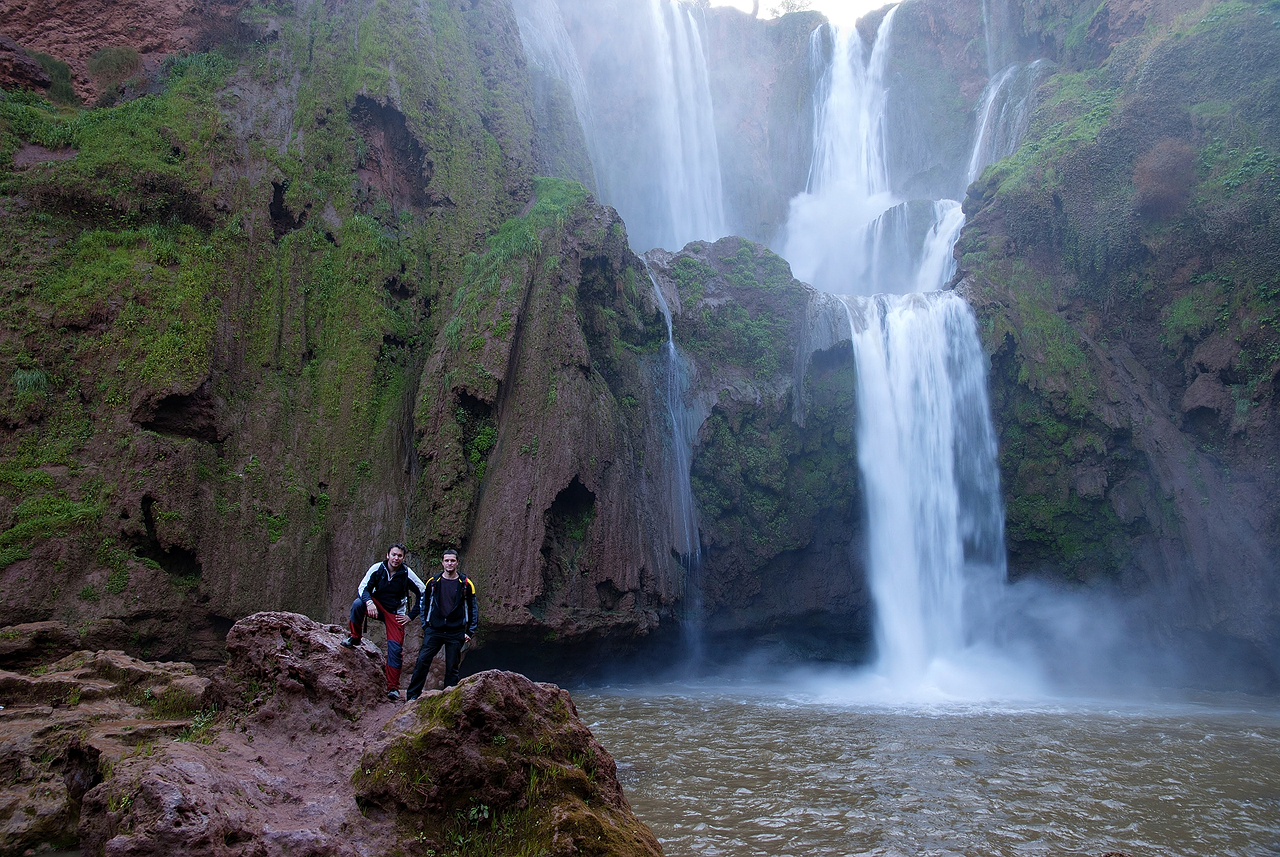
[343,543,427,701]
[405,548,478,700]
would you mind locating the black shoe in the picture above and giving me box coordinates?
[341,637,358,649]
[387,690,400,702]
[405,694,418,703]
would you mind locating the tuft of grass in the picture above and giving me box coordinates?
[87,47,142,87]
[11,368,49,395]
[30,53,78,105]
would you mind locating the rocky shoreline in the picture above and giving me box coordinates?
[0,612,662,856]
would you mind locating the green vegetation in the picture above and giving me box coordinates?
[671,242,806,382]
[691,347,857,580]
[29,54,77,106]
[959,1,1280,581]
[87,47,143,89]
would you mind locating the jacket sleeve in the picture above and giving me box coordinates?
[420,577,436,626]
[356,563,380,606]
[405,568,427,620]
[465,578,479,637]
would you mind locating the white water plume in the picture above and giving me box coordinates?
[967,59,1051,185]
[649,270,707,655]
[510,0,601,184]
[837,292,1027,694]
[650,0,728,250]
[783,9,902,294]
[517,0,726,252]
[776,5,1055,695]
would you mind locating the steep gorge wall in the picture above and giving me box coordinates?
[0,0,682,667]
[647,238,871,659]
[958,0,1280,684]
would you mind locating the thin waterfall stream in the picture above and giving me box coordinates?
[648,269,705,654]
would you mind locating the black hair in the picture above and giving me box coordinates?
[442,548,459,558]
[388,543,407,554]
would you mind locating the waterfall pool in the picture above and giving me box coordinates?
[576,680,1280,857]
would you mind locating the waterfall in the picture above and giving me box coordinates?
[515,0,727,252]
[649,271,706,653]
[510,0,602,185]
[778,6,1052,691]
[650,0,728,250]
[839,292,1005,681]
[649,273,702,567]
[966,59,1052,186]
[782,9,904,294]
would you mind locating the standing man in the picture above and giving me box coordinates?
[405,549,478,701]
[343,543,426,702]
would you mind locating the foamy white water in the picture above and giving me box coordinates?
[838,292,1027,695]
[515,0,726,252]
[783,10,902,294]
[650,0,728,249]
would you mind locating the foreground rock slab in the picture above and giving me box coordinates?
[71,612,661,857]
[0,649,210,855]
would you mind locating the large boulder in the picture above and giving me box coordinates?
[210,611,387,728]
[356,670,663,857]
[0,649,210,856]
[0,34,51,93]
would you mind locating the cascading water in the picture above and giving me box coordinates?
[782,8,902,295]
[966,58,1051,187]
[514,0,727,253]
[649,271,706,654]
[649,0,728,250]
[649,274,702,569]
[839,293,1012,688]
[510,0,602,185]
[781,8,1048,693]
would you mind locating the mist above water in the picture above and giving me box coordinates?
[517,0,727,252]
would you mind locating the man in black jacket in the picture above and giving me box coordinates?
[342,543,427,701]
[405,549,478,700]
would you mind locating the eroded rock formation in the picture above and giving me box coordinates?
[647,237,871,659]
[0,611,660,857]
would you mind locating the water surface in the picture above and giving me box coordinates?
[577,682,1280,857]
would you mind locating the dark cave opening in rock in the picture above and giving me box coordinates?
[131,382,220,443]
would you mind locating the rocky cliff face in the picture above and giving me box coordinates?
[3,0,1277,689]
[0,0,682,669]
[646,237,871,659]
[700,8,825,245]
[0,0,251,103]
[957,0,1280,685]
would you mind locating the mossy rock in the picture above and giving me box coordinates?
[354,670,662,857]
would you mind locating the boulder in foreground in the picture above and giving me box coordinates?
[356,669,663,856]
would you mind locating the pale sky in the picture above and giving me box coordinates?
[716,0,891,25]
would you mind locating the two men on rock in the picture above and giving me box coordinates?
[343,544,478,702]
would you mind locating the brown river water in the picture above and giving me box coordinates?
[575,681,1280,857]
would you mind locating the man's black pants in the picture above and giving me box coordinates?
[406,629,465,700]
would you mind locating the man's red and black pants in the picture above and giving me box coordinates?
[347,597,405,692]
